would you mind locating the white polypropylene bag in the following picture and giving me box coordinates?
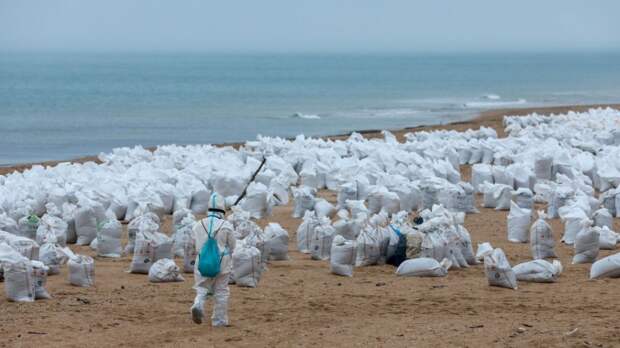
[75,205,98,246]
[475,242,493,262]
[264,223,289,261]
[17,214,39,241]
[507,201,531,243]
[241,182,274,219]
[38,242,66,275]
[292,186,316,218]
[593,208,613,229]
[67,254,95,287]
[560,209,590,245]
[484,248,517,289]
[125,213,160,255]
[232,244,262,287]
[129,230,173,274]
[471,164,493,193]
[36,214,68,247]
[333,210,363,241]
[296,211,319,254]
[172,215,195,257]
[330,235,356,277]
[530,211,556,259]
[346,200,369,218]
[244,228,271,269]
[148,258,184,283]
[31,260,52,299]
[590,252,620,279]
[572,227,600,264]
[96,219,122,258]
[355,227,382,266]
[512,188,534,210]
[3,260,35,302]
[513,259,562,283]
[310,222,336,261]
[594,226,618,250]
[492,166,514,188]
[396,257,451,277]
[314,199,335,218]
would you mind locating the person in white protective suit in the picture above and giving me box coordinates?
[190,193,236,327]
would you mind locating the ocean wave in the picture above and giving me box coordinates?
[463,99,527,108]
[291,112,321,120]
[482,94,501,100]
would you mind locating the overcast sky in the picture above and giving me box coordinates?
[1,0,619,53]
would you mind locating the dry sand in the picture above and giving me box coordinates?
[2,104,620,348]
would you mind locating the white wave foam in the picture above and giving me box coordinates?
[482,94,501,100]
[463,99,527,108]
[291,112,321,120]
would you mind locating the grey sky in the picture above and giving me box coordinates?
[1,0,619,52]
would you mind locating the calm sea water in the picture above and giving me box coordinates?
[1,52,619,165]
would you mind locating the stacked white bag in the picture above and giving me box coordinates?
[264,223,289,261]
[232,243,262,287]
[572,228,600,264]
[507,201,531,243]
[96,217,123,258]
[330,235,356,277]
[311,218,336,261]
[593,208,613,229]
[355,221,382,267]
[130,227,173,274]
[297,211,320,253]
[172,214,196,258]
[594,226,619,250]
[530,211,557,259]
[292,186,316,218]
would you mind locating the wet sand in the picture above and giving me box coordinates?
[2,104,620,347]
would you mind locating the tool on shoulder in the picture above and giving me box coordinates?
[233,157,267,206]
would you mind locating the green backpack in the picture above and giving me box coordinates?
[197,215,222,278]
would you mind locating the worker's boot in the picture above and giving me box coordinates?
[191,295,205,324]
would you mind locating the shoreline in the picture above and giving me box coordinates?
[1,103,619,176]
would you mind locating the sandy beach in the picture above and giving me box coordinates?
[2,104,620,348]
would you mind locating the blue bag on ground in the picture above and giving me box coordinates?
[387,224,407,267]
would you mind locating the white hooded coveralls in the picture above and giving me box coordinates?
[192,213,236,326]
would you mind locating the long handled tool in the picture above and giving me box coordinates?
[233,157,267,206]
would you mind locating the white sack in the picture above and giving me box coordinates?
[513,259,562,283]
[395,258,451,277]
[530,211,557,259]
[484,248,518,289]
[148,258,184,283]
[507,201,531,243]
[330,235,356,277]
[264,223,289,261]
[95,219,122,258]
[311,222,336,261]
[573,227,600,264]
[590,252,620,279]
[67,254,95,287]
[232,244,262,287]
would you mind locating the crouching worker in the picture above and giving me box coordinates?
[191,193,236,327]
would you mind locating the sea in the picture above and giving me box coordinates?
[1,52,620,165]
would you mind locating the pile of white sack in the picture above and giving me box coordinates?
[2,107,620,299]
